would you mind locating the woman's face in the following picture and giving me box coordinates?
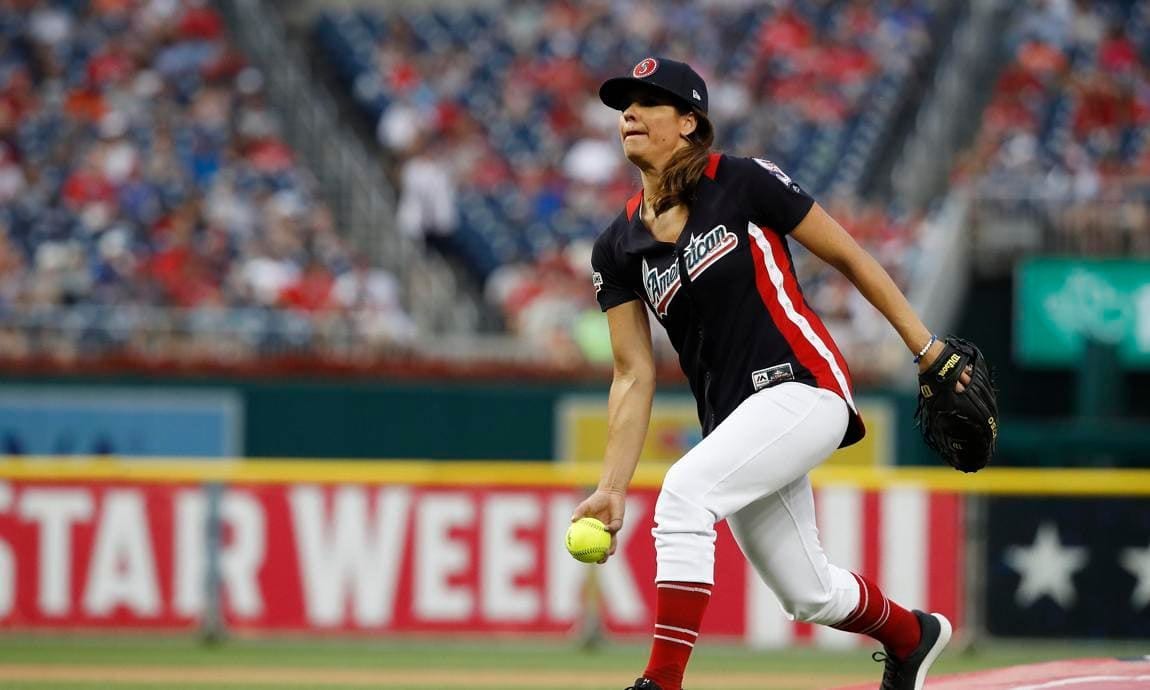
[618,88,697,171]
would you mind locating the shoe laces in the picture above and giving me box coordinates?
[872,651,904,689]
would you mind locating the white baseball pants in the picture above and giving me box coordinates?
[652,381,861,625]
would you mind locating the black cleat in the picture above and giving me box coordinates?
[625,679,664,690]
[872,610,952,690]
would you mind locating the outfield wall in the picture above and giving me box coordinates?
[0,379,925,464]
[2,461,1149,643]
[0,461,964,646]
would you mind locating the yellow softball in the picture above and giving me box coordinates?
[565,517,612,563]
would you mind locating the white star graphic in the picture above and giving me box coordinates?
[1120,543,1150,611]
[1004,522,1089,609]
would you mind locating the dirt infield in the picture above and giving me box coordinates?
[833,657,1150,690]
[0,665,865,689]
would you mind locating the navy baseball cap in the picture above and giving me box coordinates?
[599,57,708,115]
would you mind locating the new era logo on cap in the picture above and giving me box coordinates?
[633,58,658,78]
[692,89,701,100]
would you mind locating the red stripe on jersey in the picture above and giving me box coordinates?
[627,190,642,221]
[759,227,855,402]
[747,228,842,398]
[703,153,721,179]
[797,290,855,393]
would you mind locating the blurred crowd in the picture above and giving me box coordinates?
[316,0,937,367]
[20,0,1142,372]
[956,0,1150,256]
[0,0,416,366]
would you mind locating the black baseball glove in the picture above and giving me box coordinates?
[914,337,998,473]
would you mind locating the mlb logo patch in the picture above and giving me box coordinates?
[752,363,794,391]
[753,158,804,194]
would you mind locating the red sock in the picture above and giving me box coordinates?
[642,581,712,690]
[832,573,921,659]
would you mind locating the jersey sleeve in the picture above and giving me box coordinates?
[591,230,638,312]
[740,157,815,235]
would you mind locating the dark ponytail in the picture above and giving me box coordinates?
[650,111,715,216]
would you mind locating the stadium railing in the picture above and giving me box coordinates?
[219,0,481,334]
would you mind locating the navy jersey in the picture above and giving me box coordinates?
[592,153,865,447]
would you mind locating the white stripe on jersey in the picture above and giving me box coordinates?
[748,223,856,411]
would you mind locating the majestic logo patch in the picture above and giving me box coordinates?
[633,58,658,78]
[592,271,603,294]
[752,363,794,391]
[642,224,738,317]
[753,158,803,194]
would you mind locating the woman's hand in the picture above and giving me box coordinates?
[572,489,627,563]
[917,339,973,392]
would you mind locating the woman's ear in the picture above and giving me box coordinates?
[679,112,698,138]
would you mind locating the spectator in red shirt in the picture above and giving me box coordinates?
[279,259,334,313]
[1098,23,1138,75]
[61,149,117,211]
[178,0,224,41]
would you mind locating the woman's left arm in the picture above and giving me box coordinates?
[790,203,944,372]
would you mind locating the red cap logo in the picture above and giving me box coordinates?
[632,58,658,78]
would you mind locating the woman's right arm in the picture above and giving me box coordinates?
[571,299,657,561]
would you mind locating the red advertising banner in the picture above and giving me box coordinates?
[0,479,963,645]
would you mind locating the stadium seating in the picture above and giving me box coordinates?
[313,0,941,354]
[956,0,1150,255]
[3,0,1015,369]
[0,0,415,363]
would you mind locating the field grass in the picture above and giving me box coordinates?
[0,633,1144,689]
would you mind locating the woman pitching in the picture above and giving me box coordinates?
[573,57,970,690]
